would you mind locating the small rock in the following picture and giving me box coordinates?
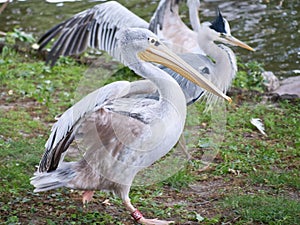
[262,71,280,91]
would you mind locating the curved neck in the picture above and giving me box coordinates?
[188,0,201,32]
[198,35,237,93]
[131,62,187,119]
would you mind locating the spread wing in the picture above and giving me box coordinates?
[38,1,148,66]
[149,0,174,34]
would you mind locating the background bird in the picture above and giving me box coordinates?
[149,0,203,54]
[149,0,255,105]
[31,27,230,225]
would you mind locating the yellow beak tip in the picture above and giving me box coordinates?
[228,97,232,103]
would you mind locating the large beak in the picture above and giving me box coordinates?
[224,35,255,51]
[138,41,232,102]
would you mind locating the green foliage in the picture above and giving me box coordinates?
[103,66,139,85]
[250,169,300,190]
[0,138,44,194]
[0,109,46,140]
[214,101,300,174]
[1,45,17,63]
[4,28,36,45]
[234,60,264,91]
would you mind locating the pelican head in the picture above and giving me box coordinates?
[204,8,255,51]
[117,28,231,102]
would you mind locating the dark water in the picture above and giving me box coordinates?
[0,0,299,78]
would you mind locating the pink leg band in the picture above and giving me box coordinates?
[131,209,143,221]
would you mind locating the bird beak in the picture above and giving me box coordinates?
[138,41,232,103]
[224,35,255,51]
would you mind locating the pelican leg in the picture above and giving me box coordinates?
[123,198,174,225]
[82,190,95,205]
[178,133,191,160]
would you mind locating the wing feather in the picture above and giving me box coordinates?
[38,23,64,50]
[38,79,159,173]
[38,1,148,65]
[46,28,72,66]
[39,81,132,172]
[149,0,173,34]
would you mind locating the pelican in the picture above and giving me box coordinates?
[34,1,202,208]
[149,0,255,100]
[38,1,148,67]
[33,1,253,207]
[31,28,230,224]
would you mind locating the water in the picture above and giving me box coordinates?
[0,0,299,78]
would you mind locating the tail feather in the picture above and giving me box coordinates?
[30,162,76,192]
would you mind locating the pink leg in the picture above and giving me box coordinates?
[123,198,174,225]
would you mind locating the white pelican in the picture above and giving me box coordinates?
[33,1,254,208]
[31,28,231,225]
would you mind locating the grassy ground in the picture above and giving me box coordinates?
[0,41,299,225]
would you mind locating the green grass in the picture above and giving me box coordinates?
[249,169,300,190]
[214,101,300,174]
[0,43,299,224]
[223,194,300,225]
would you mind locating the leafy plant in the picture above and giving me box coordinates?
[4,27,36,45]
[234,60,264,91]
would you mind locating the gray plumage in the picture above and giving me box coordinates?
[150,0,254,106]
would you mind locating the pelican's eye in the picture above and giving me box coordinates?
[148,37,161,47]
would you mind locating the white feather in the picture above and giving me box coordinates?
[250,118,267,137]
